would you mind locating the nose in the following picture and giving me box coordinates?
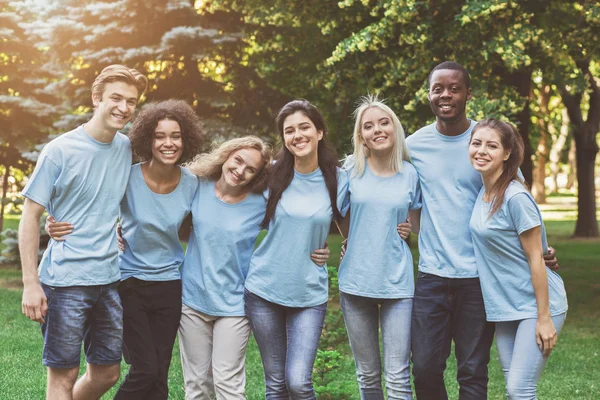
[164,136,174,147]
[441,88,452,98]
[117,99,128,112]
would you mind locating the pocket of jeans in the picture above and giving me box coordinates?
[417,271,429,279]
[41,284,56,307]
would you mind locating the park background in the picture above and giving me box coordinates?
[0,0,599,398]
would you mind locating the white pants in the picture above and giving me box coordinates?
[179,304,251,400]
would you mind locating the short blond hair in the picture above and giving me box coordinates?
[91,64,148,101]
[185,136,272,194]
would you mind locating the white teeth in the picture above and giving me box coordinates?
[161,151,175,155]
[374,137,386,142]
[295,142,307,149]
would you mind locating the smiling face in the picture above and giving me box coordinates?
[93,81,139,132]
[282,111,323,160]
[428,69,472,123]
[360,106,396,154]
[469,127,510,176]
[151,119,183,166]
[221,147,264,188]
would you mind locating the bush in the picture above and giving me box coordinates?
[0,222,49,267]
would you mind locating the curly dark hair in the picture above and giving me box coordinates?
[128,99,204,164]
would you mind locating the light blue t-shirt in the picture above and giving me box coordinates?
[339,160,421,298]
[245,167,349,308]
[406,120,482,278]
[119,163,198,282]
[181,179,266,316]
[469,181,568,322]
[21,125,132,286]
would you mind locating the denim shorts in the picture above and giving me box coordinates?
[41,282,123,368]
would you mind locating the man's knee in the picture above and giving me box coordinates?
[88,363,121,387]
[48,367,79,392]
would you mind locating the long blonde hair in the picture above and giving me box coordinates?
[347,94,410,177]
[184,136,272,194]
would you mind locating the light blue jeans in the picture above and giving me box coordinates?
[495,312,567,400]
[244,289,327,400]
[340,292,413,400]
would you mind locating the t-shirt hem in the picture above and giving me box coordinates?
[516,222,541,235]
[486,306,569,322]
[244,284,328,308]
[120,272,181,282]
[21,192,49,209]
[181,300,245,317]
[339,288,414,299]
[40,276,121,287]
[418,266,479,279]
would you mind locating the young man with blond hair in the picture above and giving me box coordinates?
[19,64,148,400]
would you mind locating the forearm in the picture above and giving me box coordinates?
[18,206,43,286]
[529,255,551,318]
[408,209,421,234]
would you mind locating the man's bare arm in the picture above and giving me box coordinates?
[408,209,421,234]
[19,198,47,323]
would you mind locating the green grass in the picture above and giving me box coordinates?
[0,199,599,399]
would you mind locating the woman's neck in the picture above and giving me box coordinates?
[481,168,504,201]
[215,176,250,203]
[144,160,179,182]
[367,150,395,177]
[294,153,319,174]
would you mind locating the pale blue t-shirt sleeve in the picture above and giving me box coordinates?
[410,174,422,210]
[22,150,61,208]
[507,193,542,235]
[338,168,350,217]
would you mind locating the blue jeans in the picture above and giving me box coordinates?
[496,313,567,400]
[40,282,123,369]
[340,293,412,400]
[411,272,495,400]
[244,289,326,400]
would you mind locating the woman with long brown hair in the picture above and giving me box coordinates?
[468,118,568,399]
[243,99,348,399]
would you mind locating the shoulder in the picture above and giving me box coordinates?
[336,166,349,183]
[401,160,418,175]
[115,131,130,143]
[504,180,530,202]
[406,122,436,144]
[38,127,82,159]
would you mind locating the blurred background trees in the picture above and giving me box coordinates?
[1,0,599,236]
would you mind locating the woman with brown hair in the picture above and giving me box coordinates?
[243,99,348,399]
[468,118,568,399]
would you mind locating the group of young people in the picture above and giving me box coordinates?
[19,61,567,400]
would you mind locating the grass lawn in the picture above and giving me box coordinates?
[0,199,599,399]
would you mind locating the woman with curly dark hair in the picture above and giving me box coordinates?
[48,99,204,400]
[243,99,349,399]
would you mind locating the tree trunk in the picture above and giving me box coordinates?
[566,139,577,191]
[502,69,534,184]
[561,60,600,237]
[548,108,570,193]
[532,84,551,203]
[573,130,598,236]
[0,165,9,233]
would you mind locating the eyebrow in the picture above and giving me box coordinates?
[109,92,138,102]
